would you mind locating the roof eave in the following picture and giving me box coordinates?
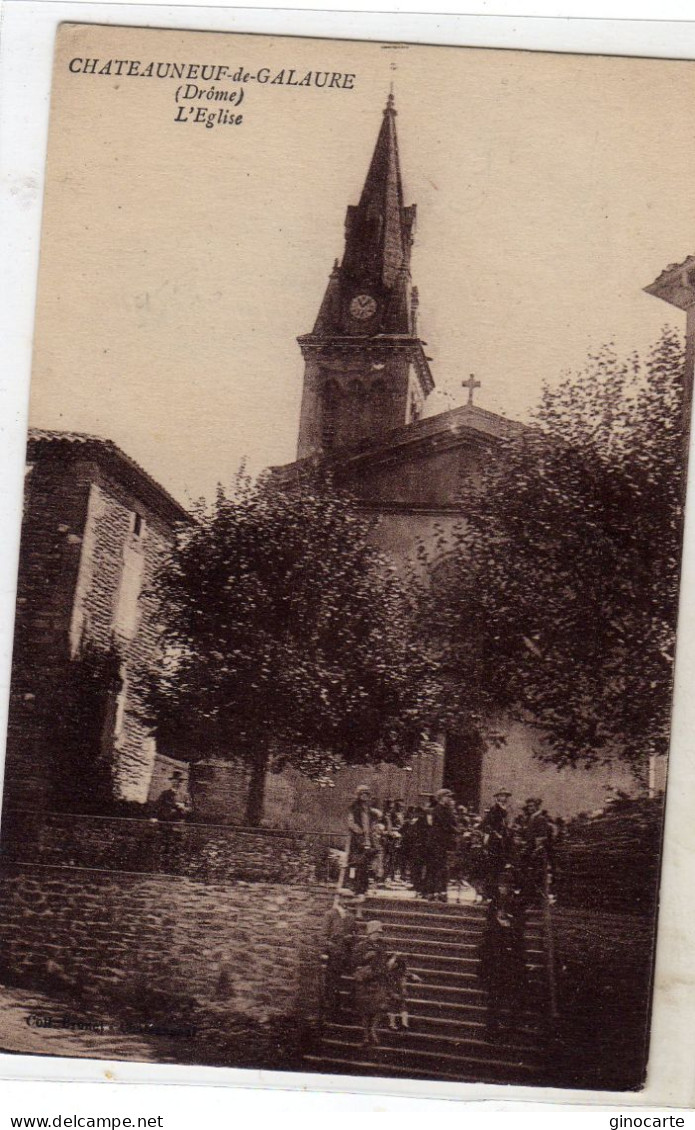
[27,430,193,527]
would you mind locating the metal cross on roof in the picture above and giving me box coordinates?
[462,373,481,406]
[389,59,398,99]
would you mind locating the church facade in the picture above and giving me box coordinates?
[264,97,638,831]
[5,99,678,831]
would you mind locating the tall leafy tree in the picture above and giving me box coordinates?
[139,473,439,824]
[426,329,686,776]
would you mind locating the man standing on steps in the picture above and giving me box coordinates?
[478,866,529,1041]
[408,805,429,896]
[346,785,378,895]
[423,788,457,902]
[519,797,555,905]
[481,788,512,901]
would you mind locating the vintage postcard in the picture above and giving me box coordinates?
[0,18,693,1096]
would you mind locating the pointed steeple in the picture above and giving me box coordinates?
[312,94,418,337]
[296,97,434,460]
[341,93,410,294]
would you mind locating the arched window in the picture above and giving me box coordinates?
[348,379,367,442]
[321,379,341,451]
[369,378,389,434]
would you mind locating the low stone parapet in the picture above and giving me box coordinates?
[0,808,333,885]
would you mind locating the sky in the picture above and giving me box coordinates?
[28,22,695,505]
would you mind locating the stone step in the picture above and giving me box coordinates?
[321,1023,541,1060]
[324,1015,544,1049]
[345,964,478,989]
[312,894,551,1085]
[366,897,543,923]
[336,984,546,1023]
[312,1037,544,1083]
[370,920,543,944]
[304,1051,547,1086]
[412,964,543,987]
[357,935,546,962]
[363,910,542,938]
[364,900,489,922]
[335,987,489,1018]
[340,979,486,1004]
[336,989,549,1026]
[349,952,545,977]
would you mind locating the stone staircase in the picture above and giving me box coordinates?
[305,895,554,1086]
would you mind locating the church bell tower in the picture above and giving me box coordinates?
[296,95,435,459]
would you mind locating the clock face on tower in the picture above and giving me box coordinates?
[349,293,378,322]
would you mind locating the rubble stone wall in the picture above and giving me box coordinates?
[2,811,323,885]
[0,863,333,1022]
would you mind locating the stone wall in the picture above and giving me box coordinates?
[5,453,93,808]
[263,755,443,834]
[1,810,325,885]
[554,800,664,915]
[0,863,333,1023]
[188,760,250,825]
[70,470,178,804]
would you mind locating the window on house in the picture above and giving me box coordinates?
[114,513,146,639]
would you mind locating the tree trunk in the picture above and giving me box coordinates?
[244,748,270,826]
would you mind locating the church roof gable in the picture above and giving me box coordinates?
[272,402,526,487]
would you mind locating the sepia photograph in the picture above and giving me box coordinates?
[0,18,692,1096]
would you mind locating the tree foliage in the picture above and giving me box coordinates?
[427,329,686,773]
[139,472,439,821]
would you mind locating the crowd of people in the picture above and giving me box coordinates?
[344,784,560,906]
[322,784,560,1044]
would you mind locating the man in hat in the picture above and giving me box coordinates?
[478,865,529,1041]
[322,888,359,1016]
[407,805,428,895]
[154,769,188,822]
[481,788,512,900]
[423,788,457,902]
[519,796,554,904]
[346,785,378,895]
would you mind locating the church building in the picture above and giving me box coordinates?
[264,96,638,831]
[4,98,674,832]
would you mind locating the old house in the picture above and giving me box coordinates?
[3,429,192,814]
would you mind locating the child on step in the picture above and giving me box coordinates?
[385,952,422,1031]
